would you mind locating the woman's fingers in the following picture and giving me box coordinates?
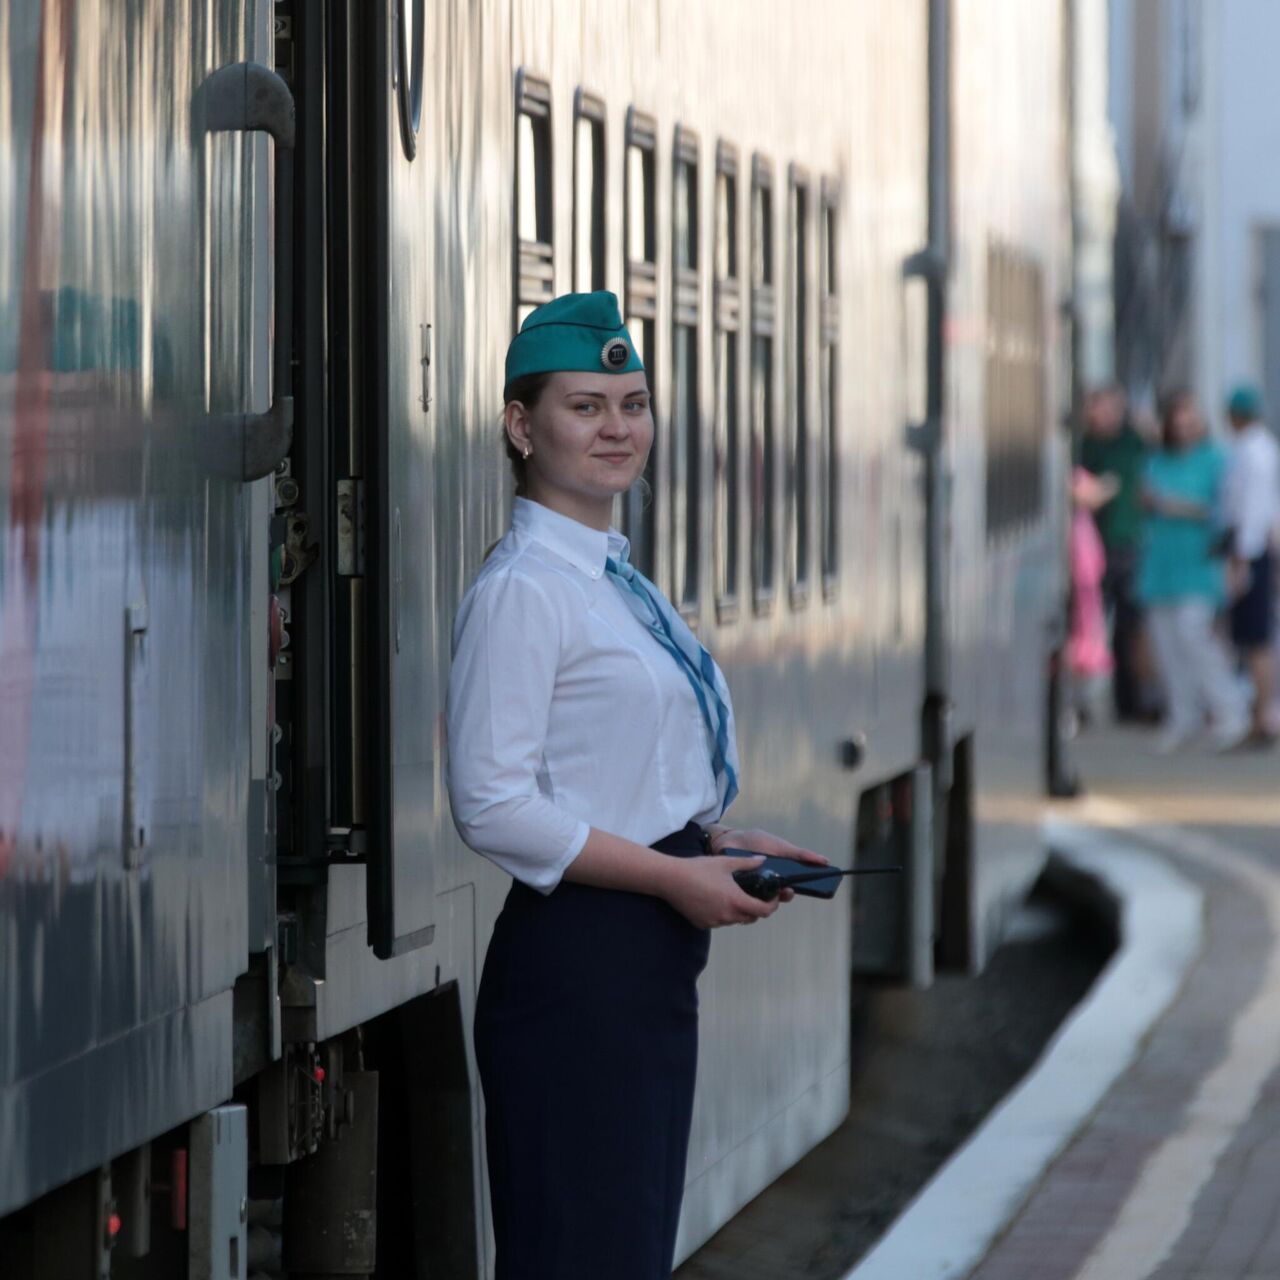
[670,856,792,929]
[723,828,829,865]
[789,848,829,866]
[741,896,778,921]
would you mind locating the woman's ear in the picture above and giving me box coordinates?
[505,399,532,457]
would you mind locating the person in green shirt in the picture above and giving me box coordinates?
[1138,390,1249,753]
[1081,385,1160,721]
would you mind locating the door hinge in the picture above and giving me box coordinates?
[336,479,366,577]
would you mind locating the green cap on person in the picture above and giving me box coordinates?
[505,291,644,387]
[1226,383,1264,421]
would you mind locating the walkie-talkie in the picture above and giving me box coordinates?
[723,851,903,902]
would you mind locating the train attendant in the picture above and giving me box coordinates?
[446,291,825,1279]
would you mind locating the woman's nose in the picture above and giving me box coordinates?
[598,408,629,437]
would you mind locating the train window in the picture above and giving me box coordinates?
[714,142,741,619]
[750,155,776,612]
[671,126,700,609]
[573,90,607,292]
[984,240,1045,537]
[788,166,811,606]
[820,180,840,593]
[623,108,658,577]
[515,71,554,327]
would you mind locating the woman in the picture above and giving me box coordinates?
[1138,390,1249,753]
[446,291,825,1279]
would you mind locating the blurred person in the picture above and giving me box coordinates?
[1066,466,1119,727]
[1138,391,1249,754]
[1080,384,1160,722]
[1221,384,1280,744]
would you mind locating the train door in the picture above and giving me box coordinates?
[293,0,437,962]
[354,0,437,958]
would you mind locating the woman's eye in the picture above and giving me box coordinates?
[574,402,598,414]
[624,400,647,413]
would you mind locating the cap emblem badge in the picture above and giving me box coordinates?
[601,337,631,370]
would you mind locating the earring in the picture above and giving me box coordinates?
[522,445,531,459]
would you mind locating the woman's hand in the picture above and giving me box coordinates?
[703,828,829,903]
[660,854,781,929]
[707,826,829,866]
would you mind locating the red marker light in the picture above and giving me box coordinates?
[107,1212,122,1238]
[314,1066,326,1083]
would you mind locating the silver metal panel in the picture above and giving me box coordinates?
[0,992,233,1216]
[189,1104,249,1280]
[365,0,439,957]
[0,0,270,1214]
[945,0,1070,962]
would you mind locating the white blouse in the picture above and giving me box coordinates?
[1223,422,1280,560]
[445,498,737,892]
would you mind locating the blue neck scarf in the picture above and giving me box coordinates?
[604,553,740,818]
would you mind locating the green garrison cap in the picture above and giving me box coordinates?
[505,291,644,386]
[1227,383,1264,420]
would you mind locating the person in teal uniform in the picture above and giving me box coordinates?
[1138,390,1248,753]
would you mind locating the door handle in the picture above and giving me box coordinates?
[195,62,296,481]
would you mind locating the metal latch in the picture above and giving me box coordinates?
[336,480,366,577]
[123,601,149,868]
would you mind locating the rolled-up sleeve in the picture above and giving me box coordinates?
[445,568,590,891]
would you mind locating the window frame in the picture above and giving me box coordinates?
[671,124,701,612]
[622,107,659,578]
[787,163,813,609]
[514,70,554,328]
[572,88,607,293]
[714,140,742,623]
[819,176,841,598]
[983,240,1046,539]
[750,153,777,615]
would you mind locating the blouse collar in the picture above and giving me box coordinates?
[513,497,630,580]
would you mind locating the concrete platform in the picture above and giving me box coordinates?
[850,722,1280,1280]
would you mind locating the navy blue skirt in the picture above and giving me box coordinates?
[474,822,711,1280]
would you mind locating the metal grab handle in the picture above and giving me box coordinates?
[902,247,945,455]
[195,62,295,482]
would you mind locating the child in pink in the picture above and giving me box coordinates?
[1068,467,1117,717]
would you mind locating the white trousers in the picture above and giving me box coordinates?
[1147,598,1248,736]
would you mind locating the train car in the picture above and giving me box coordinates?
[0,0,1072,1276]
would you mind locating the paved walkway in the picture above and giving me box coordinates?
[966,724,1280,1280]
